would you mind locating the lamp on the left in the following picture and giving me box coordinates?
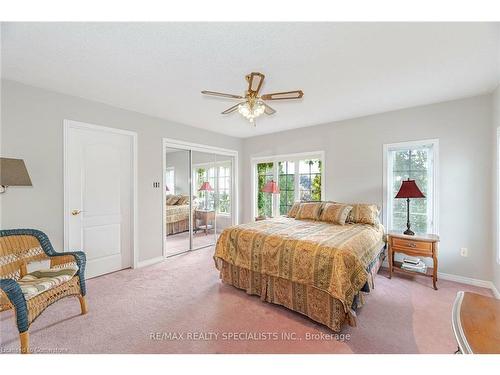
[0,157,32,193]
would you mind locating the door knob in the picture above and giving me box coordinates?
[71,209,82,216]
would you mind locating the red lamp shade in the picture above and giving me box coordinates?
[261,180,280,194]
[395,179,425,199]
[198,181,213,192]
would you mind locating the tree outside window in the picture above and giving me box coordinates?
[299,159,322,202]
[278,161,295,215]
[255,156,323,218]
[218,165,231,214]
[391,148,430,234]
[257,162,274,217]
[195,164,231,214]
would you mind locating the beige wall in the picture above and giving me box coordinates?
[242,95,493,281]
[0,80,243,263]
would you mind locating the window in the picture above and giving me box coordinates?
[384,140,438,234]
[253,152,324,218]
[218,165,231,214]
[194,162,232,214]
[257,162,274,217]
[165,167,175,195]
[278,161,295,215]
[299,159,322,202]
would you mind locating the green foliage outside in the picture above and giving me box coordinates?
[392,149,429,234]
[257,162,273,217]
[195,166,231,214]
[258,159,322,217]
[218,192,230,214]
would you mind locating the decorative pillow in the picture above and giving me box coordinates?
[319,203,353,225]
[176,195,189,205]
[287,202,301,218]
[347,203,380,225]
[295,202,323,220]
[166,195,180,205]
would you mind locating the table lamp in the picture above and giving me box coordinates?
[395,178,425,236]
[198,181,213,210]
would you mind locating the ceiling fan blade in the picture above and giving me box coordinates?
[201,90,244,99]
[261,90,304,100]
[245,72,265,94]
[262,102,276,115]
[221,103,242,114]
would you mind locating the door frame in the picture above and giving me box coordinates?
[162,138,239,258]
[63,119,139,270]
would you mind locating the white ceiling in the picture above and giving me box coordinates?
[2,22,500,138]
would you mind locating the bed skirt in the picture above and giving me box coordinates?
[216,246,386,332]
[166,218,189,236]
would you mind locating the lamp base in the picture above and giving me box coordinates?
[403,228,415,236]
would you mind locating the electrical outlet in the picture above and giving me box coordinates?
[460,248,468,257]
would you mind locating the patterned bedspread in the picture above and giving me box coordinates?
[214,217,385,312]
[165,204,192,224]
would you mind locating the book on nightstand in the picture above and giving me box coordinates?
[401,260,427,273]
[403,256,421,265]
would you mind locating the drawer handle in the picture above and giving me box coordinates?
[407,242,417,248]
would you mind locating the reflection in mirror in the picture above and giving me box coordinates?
[213,153,234,237]
[164,147,191,256]
[192,151,217,250]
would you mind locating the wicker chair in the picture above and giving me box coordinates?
[0,229,87,354]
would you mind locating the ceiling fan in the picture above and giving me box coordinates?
[201,72,304,125]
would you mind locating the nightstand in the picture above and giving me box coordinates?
[387,231,440,290]
[195,209,215,235]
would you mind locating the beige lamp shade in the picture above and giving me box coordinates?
[0,158,32,187]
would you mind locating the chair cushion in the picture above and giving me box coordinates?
[17,266,79,300]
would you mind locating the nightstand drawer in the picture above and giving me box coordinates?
[392,237,432,252]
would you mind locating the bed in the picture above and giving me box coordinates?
[213,211,385,332]
[165,196,199,235]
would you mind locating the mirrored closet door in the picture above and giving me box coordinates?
[164,147,191,256]
[192,150,217,250]
[163,141,237,257]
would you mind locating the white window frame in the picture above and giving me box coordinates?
[165,167,175,195]
[217,164,232,215]
[383,139,439,235]
[193,160,233,216]
[251,151,325,219]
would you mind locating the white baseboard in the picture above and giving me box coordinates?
[381,261,499,299]
[437,271,492,289]
[136,256,164,268]
[490,283,500,299]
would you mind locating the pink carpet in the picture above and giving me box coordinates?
[0,247,493,354]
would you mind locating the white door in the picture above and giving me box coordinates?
[65,121,135,278]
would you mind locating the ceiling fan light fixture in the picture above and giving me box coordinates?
[238,100,265,123]
[201,72,303,126]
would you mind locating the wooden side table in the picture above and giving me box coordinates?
[195,210,215,235]
[452,291,500,354]
[387,231,440,290]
